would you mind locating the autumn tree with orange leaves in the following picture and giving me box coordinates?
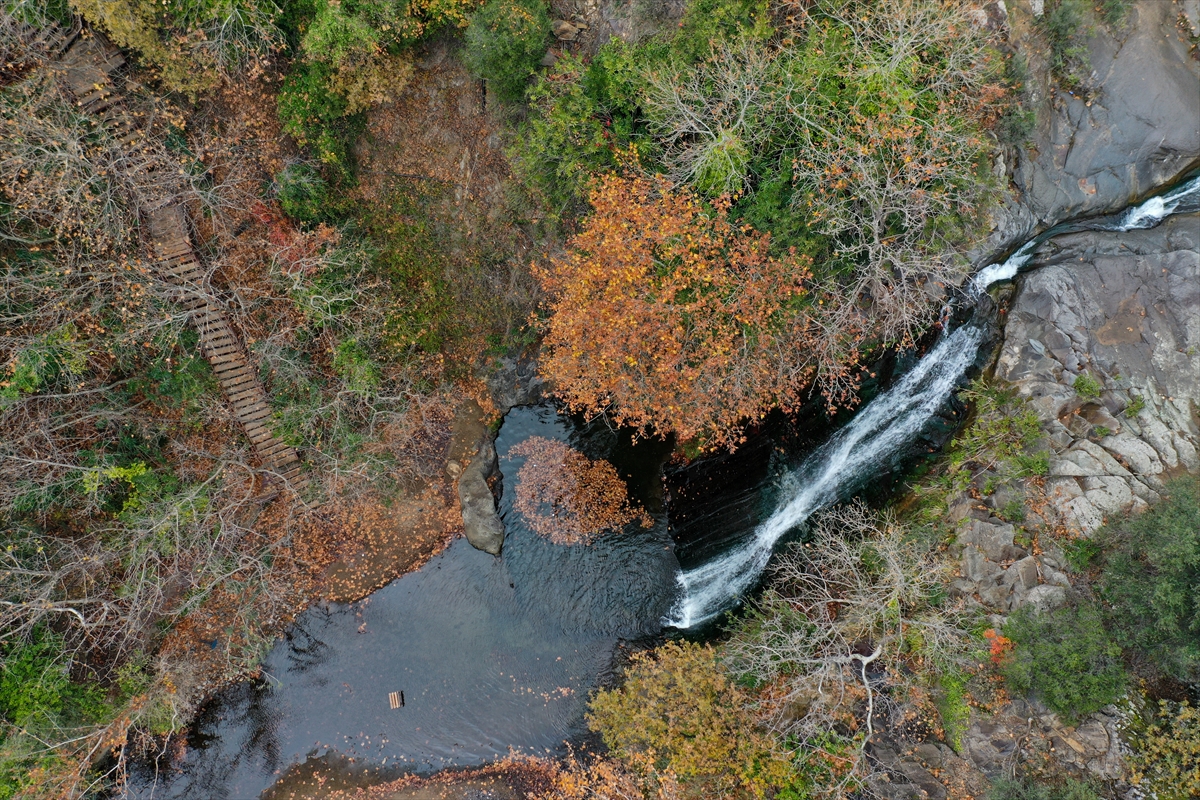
[536,173,860,449]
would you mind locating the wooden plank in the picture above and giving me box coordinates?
[259,443,293,462]
[242,426,274,446]
[205,335,240,349]
[241,408,273,425]
[206,345,241,360]
[203,331,238,347]
[225,381,263,399]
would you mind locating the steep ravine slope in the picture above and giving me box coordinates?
[983,0,1200,253]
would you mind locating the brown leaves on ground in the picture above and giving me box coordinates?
[509,437,650,545]
[536,172,860,451]
[159,483,460,700]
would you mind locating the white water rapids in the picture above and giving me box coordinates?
[666,173,1200,629]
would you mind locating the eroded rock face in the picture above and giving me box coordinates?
[1012,1,1200,228]
[996,212,1200,533]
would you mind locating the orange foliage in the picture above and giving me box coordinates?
[509,436,651,544]
[983,628,1014,666]
[536,173,844,449]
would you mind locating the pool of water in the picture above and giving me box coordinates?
[128,405,679,799]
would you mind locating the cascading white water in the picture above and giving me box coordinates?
[1113,175,1200,230]
[969,239,1037,295]
[665,172,1200,630]
[666,322,984,627]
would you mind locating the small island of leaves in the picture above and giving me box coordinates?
[509,437,652,545]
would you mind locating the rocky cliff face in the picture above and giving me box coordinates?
[867,6,1200,796]
[1013,1,1200,225]
[986,0,1200,534]
[981,0,1200,256]
[998,213,1200,533]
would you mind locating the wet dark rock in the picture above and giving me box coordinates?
[485,353,546,413]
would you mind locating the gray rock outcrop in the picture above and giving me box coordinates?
[1011,1,1200,228]
[996,212,1200,533]
[457,436,505,555]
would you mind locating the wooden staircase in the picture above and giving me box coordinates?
[41,23,312,500]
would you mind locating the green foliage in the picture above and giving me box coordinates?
[333,337,381,394]
[7,640,105,719]
[511,45,646,216]
[935,667,971,751]
[277,60,360,178]
[69,0,283,94]
[1124,394,1144,417]
[0,324,89,399]
[463,0,549,104]
[996,106,1036,148]
[988,776,1100,800]
[668,0,772,64]
[1038,0,1090,87]
[0,630,108,799]
[587,641,800,798]
[275,161,331,223]
[1098,0,1130,28]
[1062,537,1101,573]
[1123,698,1200,800]
[301,0,380,66]
[1072,372,1102,399]
[1001,600,1126,725]
[129,340,217,422]
[1095,476,1200,683]
[911,379,1050,519]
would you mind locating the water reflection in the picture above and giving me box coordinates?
[127,404,678,799]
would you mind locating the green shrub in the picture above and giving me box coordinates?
[1124,698,1200,800]
[333,337,381,394]
[70,0,283,94]
[0,630,108,798]
[275,162,331,223]
[1002,600,1126,724]
[1062,537,1102,572]
[1095,477,1200,683]
[511,52,627,216]
[997,106,1036,147]
[1099,0,1130,27]
[988,777,1100,800]
[1124,394,1144,417]
[276,60,361,177]
[935,668,971,751]
[1072,372,1102,399]
[668,0,772,64]
[1038,0,1090,86]
[588,641,800,797]
[463,0,550,104]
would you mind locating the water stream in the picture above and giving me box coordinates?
[668,172,1200,628]
[126,174,1200,798]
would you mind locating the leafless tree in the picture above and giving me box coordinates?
[726,502,975,781]
[783,0,997,346]
[645,40,782,195]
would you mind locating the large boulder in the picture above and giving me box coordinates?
[457,436,505,555]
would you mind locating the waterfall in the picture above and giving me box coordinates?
[666,172,1200,630]
[666,322,984,627]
